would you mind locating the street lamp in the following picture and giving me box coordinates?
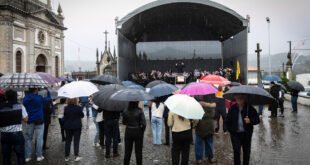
[266,17,271,75]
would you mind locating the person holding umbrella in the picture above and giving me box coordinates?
[110,88,151,165]
[151,98,165,145]
[23,88,51,162]
[225,94,260,165]
[193,94,217,164]
[287,81,304,113]
[269,82,280,118]
[122,101,146,165]
[63,98,84,162]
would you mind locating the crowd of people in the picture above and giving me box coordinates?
[128,67,236,86]
[0,79,302,165]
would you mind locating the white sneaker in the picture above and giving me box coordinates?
[74,156,82,161]
[93,142,100,147]
[65,157,70,162]
[36,156,44,162]
[25,158,31,162]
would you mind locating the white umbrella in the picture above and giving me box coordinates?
[164,94,205,119]
[58,81,98,98]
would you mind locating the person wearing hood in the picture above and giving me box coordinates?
[225,94,260,165]
[193,95,216,164]
[23,88,51,162]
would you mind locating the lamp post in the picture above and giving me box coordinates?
[266,17,271,75]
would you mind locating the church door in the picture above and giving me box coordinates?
[36,54,47,72]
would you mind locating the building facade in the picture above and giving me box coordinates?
[0,0,66,77]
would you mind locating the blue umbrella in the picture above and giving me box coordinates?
[128,85,145,91]
[122,80,136,86]
[149,83,178,97]
[262,75,282,82]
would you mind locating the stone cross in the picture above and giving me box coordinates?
[255,43,262,85]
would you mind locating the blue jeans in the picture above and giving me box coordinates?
[25,123,44,158]
[81,103,89,117]
[1,132,25,165]
[195,135,214,160]
[291,96,298,112]
[258,105,263,116]
[92,109,99,143]
[151,116,162,144]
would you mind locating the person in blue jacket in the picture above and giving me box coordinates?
[23,88,51,162]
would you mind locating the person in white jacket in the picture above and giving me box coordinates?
[151,99,165,145]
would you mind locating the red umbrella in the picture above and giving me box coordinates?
[0,90,5,95]
[200,75,230,85]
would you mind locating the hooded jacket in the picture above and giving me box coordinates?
[194,102,215,138]
[23,92,51,124]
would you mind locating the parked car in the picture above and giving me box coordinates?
[299,87,310,98]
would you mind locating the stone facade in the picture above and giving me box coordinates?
[0,0,66,77]
[96,45,117,77]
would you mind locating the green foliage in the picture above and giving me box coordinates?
[279,76,291,92]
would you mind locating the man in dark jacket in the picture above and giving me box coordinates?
[225,94,260,165]
[290,89,300,112]
[39,88,53,150]
[269,82,280,118]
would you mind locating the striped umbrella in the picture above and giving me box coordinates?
[0,73,50,90]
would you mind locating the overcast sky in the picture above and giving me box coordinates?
[51,0,310,63]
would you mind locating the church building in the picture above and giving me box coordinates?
[96,30,117,77]
[0,0,66,77]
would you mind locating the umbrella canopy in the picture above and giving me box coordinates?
[146,80,167,88]
[66,77,75,82]
[0,73,3,77]
[122,81,136,86]
[38,87,58,99]
[128,85,145,91]
[223,85,275,105]
[111,89,154,101]
[91,75,121,85]
[93,84,128,111]
[287,81,305,91]
[58,81,98,98]
[200,75,230,85]
[35,72,60,85]
[164,94,204,119]
[0,73,50,90]
[262,75,282,82]
[276,83,287,92]
[229,82,241,86]
[149,83,178,97]
[58,76,66,81]
[180,83,218,96]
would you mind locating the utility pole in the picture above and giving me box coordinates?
[255,43,262,86]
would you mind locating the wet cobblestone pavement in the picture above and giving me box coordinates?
[2,101,310,165]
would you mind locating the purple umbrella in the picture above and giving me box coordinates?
[35,72,60,85]
[180,83,218,96]
[58,76,66,81]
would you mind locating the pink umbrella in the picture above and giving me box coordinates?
[35,72,60,85]
[180,83,218,96]
[200,75,230,85]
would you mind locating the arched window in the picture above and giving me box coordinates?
[55,56,59,77]
[16,51,22,73]
[36,54,47,72]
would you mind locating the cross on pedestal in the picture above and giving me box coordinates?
[255,43,262,85]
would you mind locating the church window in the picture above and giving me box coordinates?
[16,51,22,73]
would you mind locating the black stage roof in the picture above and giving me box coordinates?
[117,0,248,43]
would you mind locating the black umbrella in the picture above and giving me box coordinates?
[110,88,154,101]
[0,73,3,77]
[229,82,241,86]
[223,85,275,105]
[91,75,121,85]
[93,84,128,111]
[287,81,305,91]
[0,73,50,90]
[276,83,287,93]
[146,80,167,88]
